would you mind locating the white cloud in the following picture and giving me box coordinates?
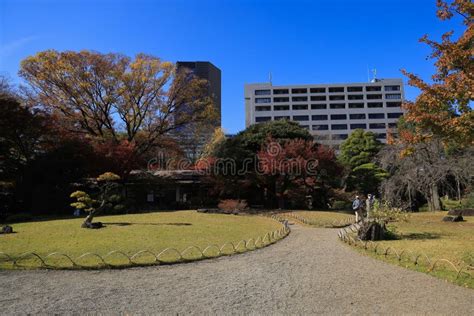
[0,35,39,57]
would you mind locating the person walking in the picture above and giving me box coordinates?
[352,196,362,222]
[366,194,375,219]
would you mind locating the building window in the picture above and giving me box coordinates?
[349,113,366,119]
[348,103,364,109]
[367,94,382,100]
[331,114,347,120]
[255,97,271,103]
[330,103,345,109]
[311,104,327,110]
[386,102,402,107]
[310,87,326,93]
[376,133,387,139]
[292,88,307,94]
[386,93,401,99]
[274,116,290,120]
[312,124,329,131]
[333,134,348,140]
[274,97,289,102]
[293,115,309,121]
[273,89,289,95]
[331,124,347,130]
[369,113,385,119]
[255,89,271,95]
[255,117,271,123]
[369,123,386,129]
[388,122,398,128]
[350,123,367,129]
[314,134,330,140]
[384,85,400,91]
[387,112,403,119]
[348,95,363,100]
[311,95,326,101]
[367,102,383,108]
[292,104,308,110]
[292,96,308,102]
[329,95,345,101]
[329,87,344,93]
[274,105,290,111]
[300,125,309,129]
[366,86,382,92]
[255,106,271,111]
[347,86,363,92]
[312,115,328,121]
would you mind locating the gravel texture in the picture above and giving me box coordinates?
[1,224,473,315]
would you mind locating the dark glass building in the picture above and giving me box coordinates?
[175,61,222,160]
[176,61,221,127]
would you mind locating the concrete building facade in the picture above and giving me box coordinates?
[244,78,404,147]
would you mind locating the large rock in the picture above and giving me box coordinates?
[443,215,464,222]
[357,221,386,241]
[442,216,454,222]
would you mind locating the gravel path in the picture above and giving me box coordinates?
[1,224,473,315]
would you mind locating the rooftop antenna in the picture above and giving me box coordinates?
[370,68,377,83]
[367,65,370,83]
[269,72,273,85]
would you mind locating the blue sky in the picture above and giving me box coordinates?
[0,0,466,133]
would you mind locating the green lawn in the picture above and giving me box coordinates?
[281,210,355,227]
[0,211,283,269]
[350,212,474,288]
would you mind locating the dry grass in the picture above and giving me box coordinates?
[351,212,474,288]
[284,210,355,227]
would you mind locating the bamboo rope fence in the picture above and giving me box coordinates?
[338,223,474,280]
[0,215,290,270]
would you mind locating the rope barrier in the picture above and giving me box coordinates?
[0,215,290,270]
[337,223,473,280]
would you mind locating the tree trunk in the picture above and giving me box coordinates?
[456,179,461,202]
[81,213,94,228]
[429,184,441,211]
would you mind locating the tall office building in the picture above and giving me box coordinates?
[245,78,404,147]
[177,61,222,127]
[176,61,222,159]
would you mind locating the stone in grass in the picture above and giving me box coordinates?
[442,215,463,222]
[0,225,13,234]
[82,221,103,229]
[442,216,454,222]
[357,221,386,241]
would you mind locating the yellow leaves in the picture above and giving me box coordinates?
[97,172,120,182]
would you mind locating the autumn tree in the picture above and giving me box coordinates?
[258,138,342,209]
[20,50,216,167]
[401,0,473,146]
[206,120,313,204]
[200,127,226,158]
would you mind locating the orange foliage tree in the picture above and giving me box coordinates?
[401,0,473,146]
[19,50,216,168]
